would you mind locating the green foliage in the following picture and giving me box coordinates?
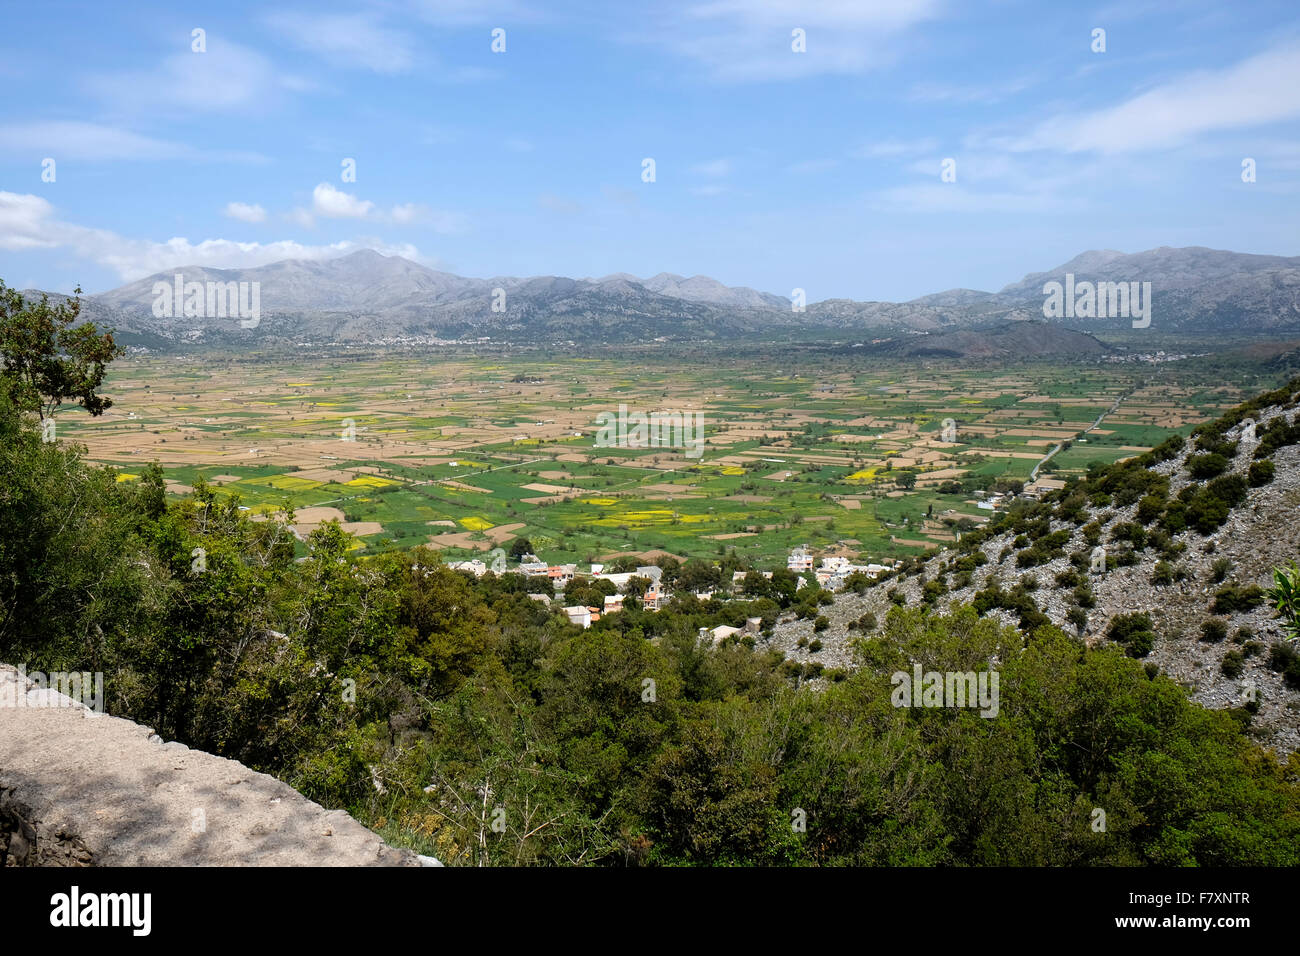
[1186,453,1229,479]
[0,282,122,418]
[1211,582,1266,615]
[1200,618,1229,643]
[7,345,1300,866]
[1209,557,1233,584]
[1248,459,1275,487]
[1268,561,1300,643]
[1221,650,1244,678]
[1107,613,1157,658]
[1267,642,1300,689]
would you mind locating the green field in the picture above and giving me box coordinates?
[61,346,1280,567]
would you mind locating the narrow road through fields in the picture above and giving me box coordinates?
[1029,392,1130,481]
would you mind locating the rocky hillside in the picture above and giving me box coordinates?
[768,378,1300,754]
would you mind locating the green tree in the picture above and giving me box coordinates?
[0,283,122,418]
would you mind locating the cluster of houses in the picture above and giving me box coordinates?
[974,477,1067,512]
[785,547,898,591]
[449,546,900,631]
[446,555,670,629]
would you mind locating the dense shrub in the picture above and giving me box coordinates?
[1221,650,1245,678]
[1108,612,1157,658]
[1187,453,1230,479]
[1211,583,1266,615]
[1248,459,1275,486]
[1200,618,1229,643]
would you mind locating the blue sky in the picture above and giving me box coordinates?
[2,0,1298,301]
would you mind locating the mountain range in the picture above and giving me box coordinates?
[26,245,1300,348]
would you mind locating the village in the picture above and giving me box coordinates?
[448,545,902,631]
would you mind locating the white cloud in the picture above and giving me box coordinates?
[638,0,942,81]
[0,190,426,281]
[87,40,285,114]
[287,188,466,231]
[265,12,416,73]
[224,202,267,223]
[1005,41,1300,154]
[0,193,59,250]
[311,182,375,219]
[0,121,264,163]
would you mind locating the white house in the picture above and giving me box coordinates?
[697,624,742,644]
[562,605,593,629]
[635,565,664,585]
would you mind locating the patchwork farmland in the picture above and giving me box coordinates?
[57,350,1254,568]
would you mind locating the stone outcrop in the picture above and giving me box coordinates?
[0,665,428,866]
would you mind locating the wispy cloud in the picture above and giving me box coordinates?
[86,39,287,115]
[636,0,943,81]
[1001,41,1300,154]
[264,12,417,73]
[0,121,265,163]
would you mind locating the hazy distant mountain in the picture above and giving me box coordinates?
[997,246,1300,332]
[41,245,1300,347]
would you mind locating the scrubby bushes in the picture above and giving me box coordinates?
[1107,612,1157,658]
[1211,583,1266,615]
[1200,618,1229,643]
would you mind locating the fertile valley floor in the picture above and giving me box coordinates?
[59,348,1260,568]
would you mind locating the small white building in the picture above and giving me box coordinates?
[562,605,593,629]
[788,547,815,573]
[635,565,664,585]
[698,624,743,644]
